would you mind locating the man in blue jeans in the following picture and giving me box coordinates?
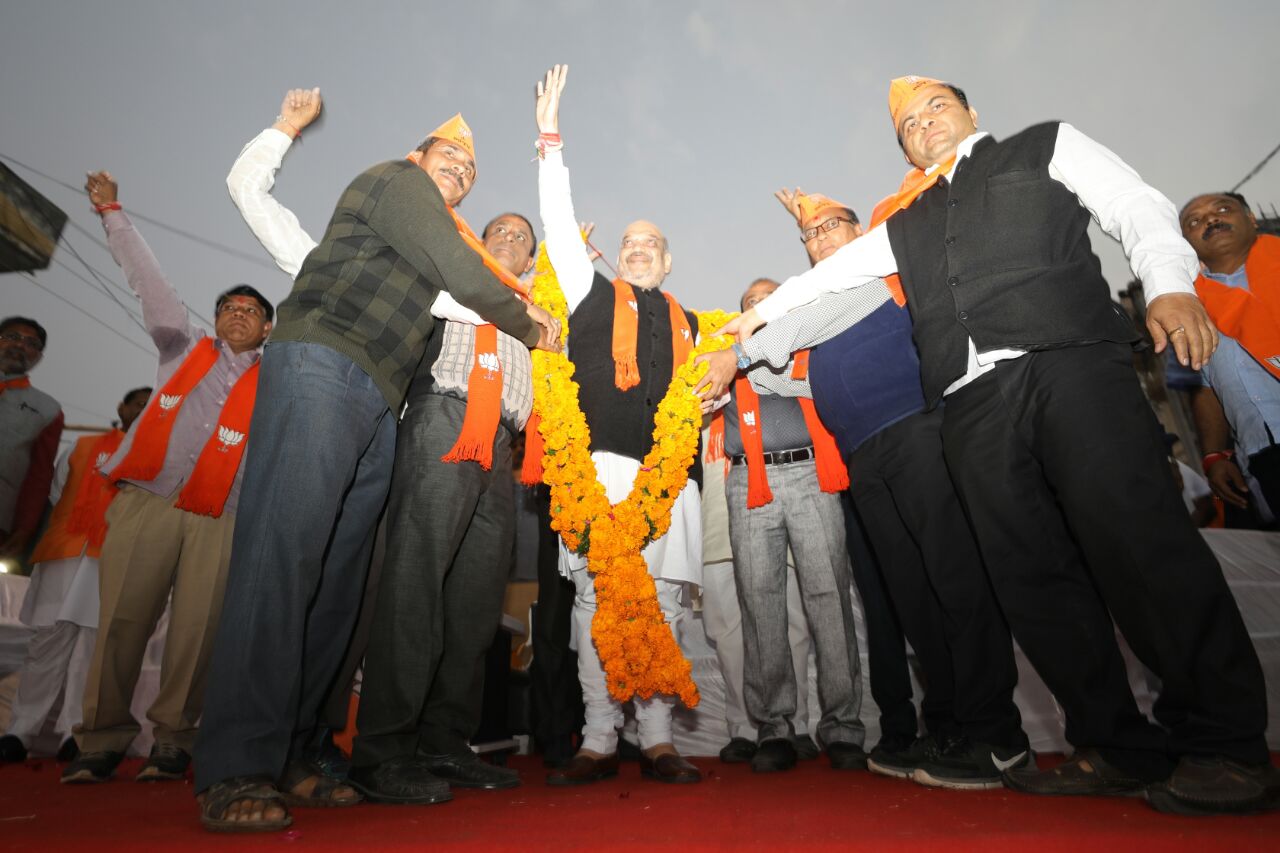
[193,116,560,832]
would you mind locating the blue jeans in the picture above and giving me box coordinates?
[194,341,395,792]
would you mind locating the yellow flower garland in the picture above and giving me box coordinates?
[528,245,735,706]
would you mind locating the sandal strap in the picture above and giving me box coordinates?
[201,775,286,821]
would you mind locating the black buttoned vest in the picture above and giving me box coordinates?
[886,122,1137,406]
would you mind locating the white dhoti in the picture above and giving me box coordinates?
[560,451,701,753]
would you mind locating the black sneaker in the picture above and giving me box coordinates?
[56,737,80,763]
[868,734,933,780]
[719,737,757,764]
[827,741,869,771]
[750,738,797,773]
[792,734,820,761]
[419,751,520,790]
[136,742,191,782]
[0,735,28,763]
[61,750,125,784]
[912,734,1031,790]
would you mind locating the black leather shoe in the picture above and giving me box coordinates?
[136,742,191,781]
[827,741,869,771]
[56,737,80,763]
[61,750,124,783]
[718,737,757,764]
[420,752,520,790]
[640,751,702,784]
[347,757,453,805]
[1004,748,1146,798]
[750,738,797,773]
[547,752,620,786]
[0,735,28,763]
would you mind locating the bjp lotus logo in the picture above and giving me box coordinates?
[628,300,638,313]
[478,352,501,379]
[159,393,183,411]
[94,451,111,471]
[681,328,691,340]
[743,411,757,427]
[216,426,246,452]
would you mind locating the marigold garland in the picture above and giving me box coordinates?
[528,244,735,706]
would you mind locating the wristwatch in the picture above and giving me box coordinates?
[731,342,752,371]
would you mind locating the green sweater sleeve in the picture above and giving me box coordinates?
[368,164,538,347]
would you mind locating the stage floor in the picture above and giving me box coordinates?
[1,754,1276,851]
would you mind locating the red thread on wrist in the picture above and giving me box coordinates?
[1202,450,1234,475]
[94,202,122,214]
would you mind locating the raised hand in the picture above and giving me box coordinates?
[536,64,568,136]
[275,88,322,138]
[85,171,118,207]
[774,187,805,222]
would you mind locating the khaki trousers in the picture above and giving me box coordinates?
[76,485,235,753]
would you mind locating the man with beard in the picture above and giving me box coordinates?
[0,317,62,564]
[224,87,554,803]
[0,386,149,764]
[536,65,705,785]
[1177,192,1280,519]
[64,171,273,788]
[195,101,559,830]
[720,76,1271,815]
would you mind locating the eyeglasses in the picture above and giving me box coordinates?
[217,302,262,317]
[800,217,857,242]
[0,331,43,351]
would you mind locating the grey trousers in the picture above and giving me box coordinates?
[725,459,864,746]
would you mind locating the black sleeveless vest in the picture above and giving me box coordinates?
[886,122,1137,406]
[569,272,702,487]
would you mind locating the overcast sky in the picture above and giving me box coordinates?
[3,0,1278,436]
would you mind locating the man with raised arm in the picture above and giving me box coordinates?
[194,99,559,831]
[716,76,1271,816]
[536,65,705,785]
[223,87,556,804]
[62,172,272,789]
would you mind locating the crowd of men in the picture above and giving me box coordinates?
[1,65,1277,831]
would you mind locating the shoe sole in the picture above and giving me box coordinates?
[640,770,702,784]
[345,779,453,805]
[1146,783,1272,816]
[867,759,915,780]
[201,815,294,834]
[912,768,1003,790]
[546,769,618,787]
[436,777,521,790]
[136,769,188,782]
[749,762,796,774]
[60,771,113,784]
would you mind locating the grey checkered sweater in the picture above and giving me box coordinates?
[271,160,538,409]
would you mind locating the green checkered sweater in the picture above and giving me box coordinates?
[270,159,537,409]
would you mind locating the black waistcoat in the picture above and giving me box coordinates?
[569,272,702,487]
[887,122,1137,407]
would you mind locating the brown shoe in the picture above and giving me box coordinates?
[640,752,702,784]
[1002,748,1147,797]
[546,752,619,787]
[1147,755,1279,815]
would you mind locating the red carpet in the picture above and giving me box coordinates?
[1,755,1277,851]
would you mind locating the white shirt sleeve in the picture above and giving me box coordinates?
[47,444,73,506]
[751,224,899,323]
[537,149,597,313]
[1048,123,1199,303]
[225,129,318,278]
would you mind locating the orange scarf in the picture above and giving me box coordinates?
[439,208,531,469]
[0,376,31,395]
[721,355,850,509]
[66,428,125,548]
[609,279,694,391]
[1194,233,1280,381]
[108,338,259,518]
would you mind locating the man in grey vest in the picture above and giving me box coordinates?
[721,76,1272,816]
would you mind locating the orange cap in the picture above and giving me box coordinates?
[426,113,475,160]
[795,192,853,225]
[888,75,943,131]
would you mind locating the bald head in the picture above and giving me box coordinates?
[618,219,671,290]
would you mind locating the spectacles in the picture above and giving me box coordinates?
[217,302,262,317]
[800,217,857,242]
[0,331,43,351]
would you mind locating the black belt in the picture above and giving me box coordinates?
[729,446,814,467]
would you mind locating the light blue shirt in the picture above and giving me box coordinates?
[1199,265,1280,460]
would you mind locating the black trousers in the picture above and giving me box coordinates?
[1248,443,1280,522]
[839,495,921,744]
[528,486,584,753]
[941,343,1268,777]
[848,408,1023,748]
[352,394,516,767]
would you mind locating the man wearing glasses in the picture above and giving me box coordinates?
[0,316,63,564]
[63,172,274,788]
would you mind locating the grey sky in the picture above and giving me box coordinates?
[3,0,1278,436]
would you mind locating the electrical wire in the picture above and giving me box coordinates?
[1231,139,1280,193]
[17,272,154,357]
